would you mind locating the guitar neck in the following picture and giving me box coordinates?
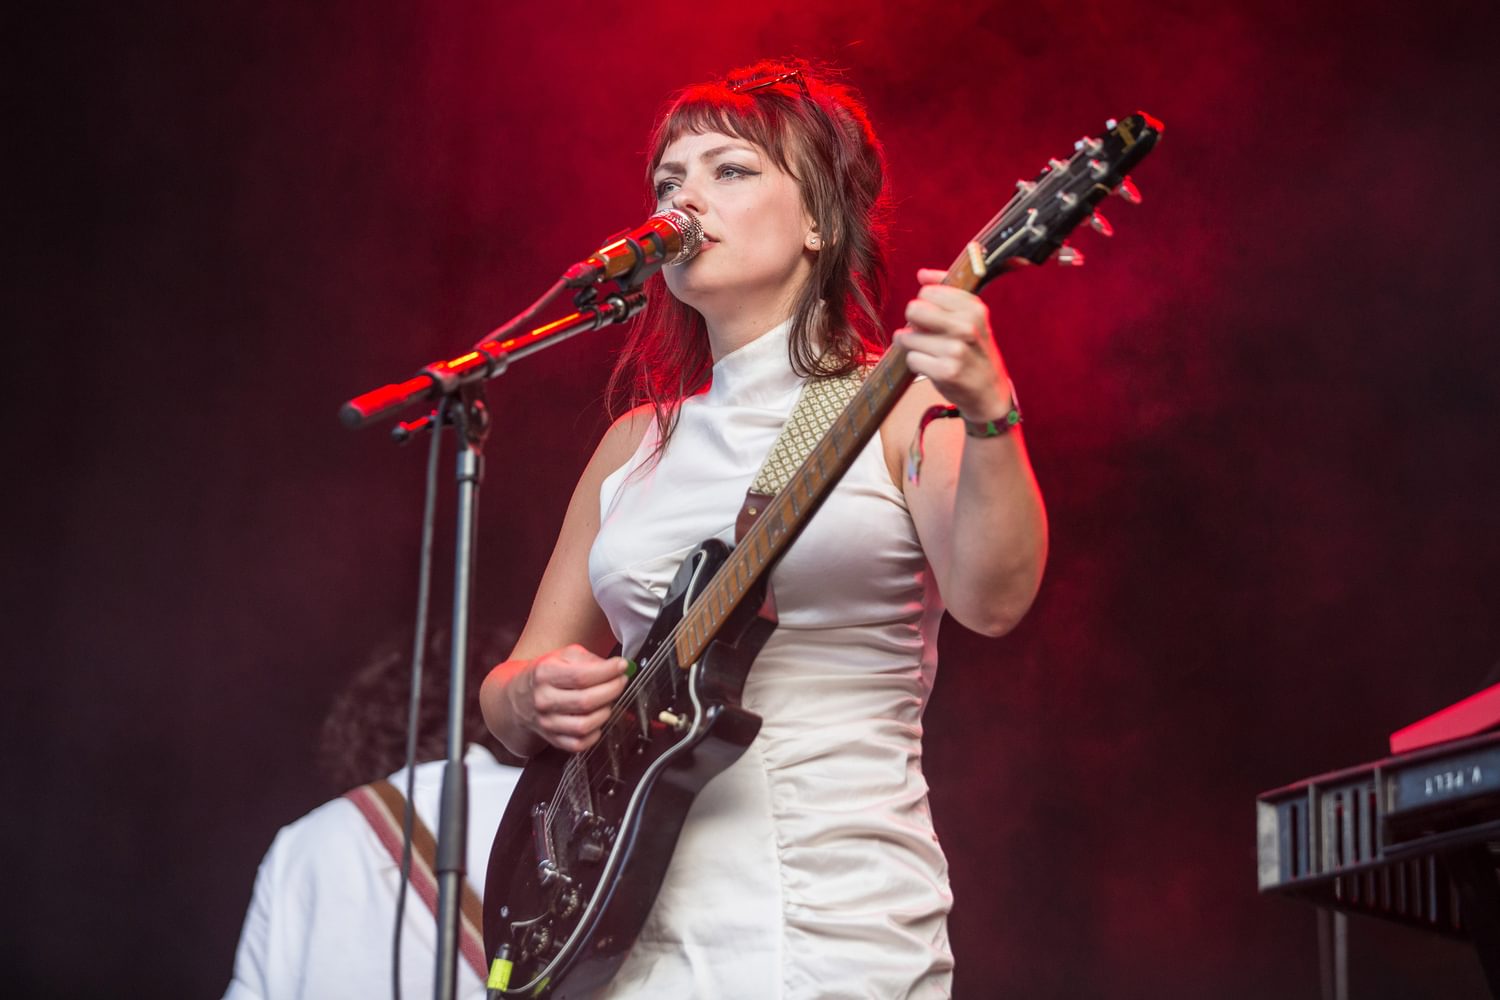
[671,343,917,669]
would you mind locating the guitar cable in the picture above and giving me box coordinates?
[392,392,450,1000]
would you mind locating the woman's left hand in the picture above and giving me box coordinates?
[893,268,1012,421]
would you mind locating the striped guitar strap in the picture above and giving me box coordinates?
[345,778,488,982]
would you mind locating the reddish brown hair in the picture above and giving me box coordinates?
[606,59,891,456]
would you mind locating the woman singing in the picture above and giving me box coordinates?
[480,59,1047,997]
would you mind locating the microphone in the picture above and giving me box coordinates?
[561,209,704,287]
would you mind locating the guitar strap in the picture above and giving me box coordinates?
[344,778,489,982]
[734,367,867,541]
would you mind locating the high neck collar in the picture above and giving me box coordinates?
[704,319,803,407]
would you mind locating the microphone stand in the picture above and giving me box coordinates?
[341,283,647,432]
[341,279,650,1000]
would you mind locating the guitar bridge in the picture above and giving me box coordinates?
[530,802,556,872]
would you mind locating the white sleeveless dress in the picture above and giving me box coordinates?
[588,322,954,998]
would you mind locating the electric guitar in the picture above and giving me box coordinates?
[483,111,1164,998]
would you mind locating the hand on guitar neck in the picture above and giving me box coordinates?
[895,266,1014,423]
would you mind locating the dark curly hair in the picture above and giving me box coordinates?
[317,625,522,790]
[607,58,892,460]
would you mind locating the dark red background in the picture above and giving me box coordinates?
[9,1,1500,996]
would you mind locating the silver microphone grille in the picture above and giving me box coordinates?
[655,209,704,265]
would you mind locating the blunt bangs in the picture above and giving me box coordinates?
[646,86,804,192]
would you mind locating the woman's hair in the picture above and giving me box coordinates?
[606,58,891,457]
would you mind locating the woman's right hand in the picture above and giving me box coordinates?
[506,645,630,753]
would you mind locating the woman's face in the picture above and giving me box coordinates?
[652,129,815,320]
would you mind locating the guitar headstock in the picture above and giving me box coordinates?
[946,111,1163,291]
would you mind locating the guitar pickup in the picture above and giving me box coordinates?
[571,812,613,864]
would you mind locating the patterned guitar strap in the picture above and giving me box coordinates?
[733,367,867,542]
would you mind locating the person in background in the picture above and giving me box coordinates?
[225,629,523,1000]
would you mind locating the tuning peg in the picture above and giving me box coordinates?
[1073,136,1103,155]
[1021,207,1047,239]
[1115,177,1142,204]
[1047,157,1068,172]
[1105,117,1119,130]
[1015,179,1037,194]
[1089,212,1114,237]
[1056,244,1085,267]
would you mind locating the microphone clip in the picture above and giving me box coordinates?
[562,230,652,291]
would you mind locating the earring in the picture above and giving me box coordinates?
[807,233,822,250]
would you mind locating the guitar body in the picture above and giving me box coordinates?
[483,537,774,998]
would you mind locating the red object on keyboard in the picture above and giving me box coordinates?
[1390,682,1500,754]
